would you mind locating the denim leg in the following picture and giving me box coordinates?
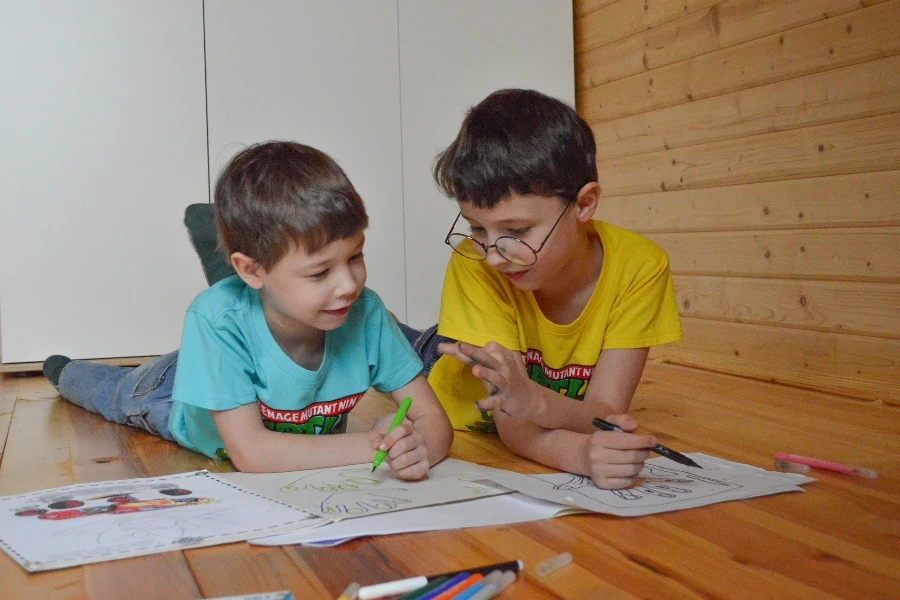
[408,324,456,378]
[396,322,425,347]
[57,351,179,441]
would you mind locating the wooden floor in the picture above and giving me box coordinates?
[1,361,898,599]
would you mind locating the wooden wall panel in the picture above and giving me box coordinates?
[576,0,900,404]
[593,55,900,160]
[673,275,900,338]
[577,0,888,89]
[578,0,900,123]
[601,112,900,196]
[648,227,900,281]
[599,171,900,233]
[575,0,719,55]
[650,318,900,404]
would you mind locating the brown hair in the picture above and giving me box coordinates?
[214,141,368,270]
[434,89,597,208]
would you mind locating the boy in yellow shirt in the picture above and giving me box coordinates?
[402,89,682,489]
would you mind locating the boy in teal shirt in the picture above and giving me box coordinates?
[46,141,452,478]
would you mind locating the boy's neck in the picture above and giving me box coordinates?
[261,301,327,371]
[533,225,604,325]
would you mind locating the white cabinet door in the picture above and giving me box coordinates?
[0,1,209,363]
[204,1,407,318]
[398,0,575,328]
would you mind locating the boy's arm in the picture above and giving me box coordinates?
[211,403,378,473]
[441,341,648,434]
[493,411,656,489]
[374,374,453,477]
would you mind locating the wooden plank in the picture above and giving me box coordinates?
[647,227,900,282]
[650,317,900,403]
[575,0,720,55]
[600,113,900,196]
[577,0,900,123]
[84,553,201,599]
[577,0,888,89]
[574,0,621,19]
[598,171,900,232]
[672,275,900,338]
[187,544,320,599]
[592,55,900,159]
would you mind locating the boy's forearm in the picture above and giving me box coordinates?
[228,430,376,473]
[526,382,622,434]
[498,421,590,475]
[412,412,453,466]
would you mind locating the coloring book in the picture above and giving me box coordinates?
[0,470,322,572]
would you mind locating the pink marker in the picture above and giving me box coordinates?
[774,453,877,478]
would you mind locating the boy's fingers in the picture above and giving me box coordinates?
[594,431,657,450]
[603,449,651,465]
[604,413,638,431]
[379,423,413,451]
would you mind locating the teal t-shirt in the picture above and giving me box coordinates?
[169,276,423,460]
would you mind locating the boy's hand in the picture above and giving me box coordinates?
[582,414,656,489]
[369,422,429,481]
[437,340,534,419]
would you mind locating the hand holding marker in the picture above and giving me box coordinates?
[372,396,413,472]
[593,418,702,469]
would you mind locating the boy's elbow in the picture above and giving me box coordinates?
[225,448,267,473]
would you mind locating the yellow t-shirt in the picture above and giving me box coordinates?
[429,220,682,432]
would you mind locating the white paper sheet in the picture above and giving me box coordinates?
[0,470,322,572]
[474,453,815,517]
[251,454,814,546]
[251,491,581,546]
[217,458,509,521]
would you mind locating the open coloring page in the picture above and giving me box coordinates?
[0,470,322,572]
[469,454,815,517]
[219,458,510,521]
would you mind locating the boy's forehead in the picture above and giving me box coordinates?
[459,193,562,222]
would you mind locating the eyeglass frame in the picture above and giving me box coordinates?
[443,201,572,266]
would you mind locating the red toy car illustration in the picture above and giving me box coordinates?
[14,488,215,519]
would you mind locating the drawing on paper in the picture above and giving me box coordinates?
[220,461,510,521]
[0,470,322,572]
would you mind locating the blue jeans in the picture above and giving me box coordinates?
[58,351,178,441]
[396,323,455,377]
[57,324,447,442]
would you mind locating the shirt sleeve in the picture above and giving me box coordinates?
[172,309,259,410]
[437,253,520,350]
[365,295,424,393]
[603,250,683,349]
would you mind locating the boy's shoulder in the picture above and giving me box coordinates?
[186,275,255,323]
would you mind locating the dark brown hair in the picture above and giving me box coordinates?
[434,89,597,208]
[214,141,368,270]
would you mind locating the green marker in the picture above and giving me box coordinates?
[372,396,413,472]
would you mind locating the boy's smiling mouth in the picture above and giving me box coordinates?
[324,306,351,316]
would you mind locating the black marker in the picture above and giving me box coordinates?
[593,418,702,469]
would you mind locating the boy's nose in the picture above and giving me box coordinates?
[484,246,509,269]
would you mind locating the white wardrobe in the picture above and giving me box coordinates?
[0,0,574,367]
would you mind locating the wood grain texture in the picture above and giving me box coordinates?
[651,317,900,403]
[577,0,889,89]
[575,0,720,55]
[598,170,900,232]
[592,54,900,160]
[0,368,897,599]
[647,227,900,282]
[600,112,900,196]
[577,0,900,123]
[672,275,900,338]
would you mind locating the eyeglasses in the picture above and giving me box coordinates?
[444,202,571,266]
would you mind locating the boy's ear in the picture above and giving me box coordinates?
[574,182,600,222]
[230,252,265,290]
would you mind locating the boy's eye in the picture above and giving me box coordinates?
[309,270,329,280]
[509,228,530,238]
[350,252,365,261]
